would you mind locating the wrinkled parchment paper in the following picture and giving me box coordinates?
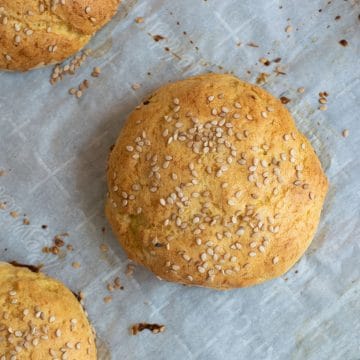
[0,1,359,359]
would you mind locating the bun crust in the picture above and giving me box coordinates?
[0,0,120,71]
[106,73,328,289]
[0,262,96,359]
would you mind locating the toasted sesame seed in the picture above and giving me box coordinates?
[342,129,349,138]
[249,252,257,257]
[197,266,205,273]
[272,256,279,264]
[297,87,305,93]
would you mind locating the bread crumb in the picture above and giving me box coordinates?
[126,263,136,276]
[0,169,5,176]
[132,83,141,90]
[131,323,165,335]
[100,244,109,252]
[135,17,144,23]
[342,129,349,138]
[23,218,30,225]
[339,39,348,47]
[297,87,305,94]
[72,262,81,269]
[91,67,101,77]
[285,25,292,33]
[10,211,19,218]
[0,202,6,210]
[103,296,112,304]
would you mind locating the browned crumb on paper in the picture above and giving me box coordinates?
[135,17,144,23]
[256,72,270,85]
[338,39,348,47]
[152,34,166,42]
[280,96,291,104]
[130,323,166,335]
[0,169,6,176]
[10,211,19,218]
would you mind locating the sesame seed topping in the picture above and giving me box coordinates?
[272,256,279,264]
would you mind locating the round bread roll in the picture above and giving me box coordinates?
[0,262,96,359]
[0,0,120,71]
[106,73,328,290]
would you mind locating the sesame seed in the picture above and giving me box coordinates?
[297,87,305,93]
[283,134,290,141]
[197,266,205,273]
[309,192,315,200]
[249,252,257,257]
[272,256,279,264]
[261,111,268,118]
[234,102,241,109]
[342,129,349,138]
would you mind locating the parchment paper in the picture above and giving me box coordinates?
[0,0,359,359]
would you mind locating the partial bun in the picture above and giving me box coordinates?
[0,0,120,71]
[106,73,328,289]
[0,262,96,359]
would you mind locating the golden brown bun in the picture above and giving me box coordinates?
[0,0,120,71]
[106,73,328,290]
[0,262,96,359]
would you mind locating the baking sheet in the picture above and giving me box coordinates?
[0,0,360,359]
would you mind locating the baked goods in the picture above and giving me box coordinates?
[0,262,96,359]
[0,0,120,71]
[106,73,328,290]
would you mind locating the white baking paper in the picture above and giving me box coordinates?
[0,0,359,359]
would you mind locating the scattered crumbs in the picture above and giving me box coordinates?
[103,296,112,304]
[342,129,349,138]
[247,42,259,48]
[297,87,305,94]
[285,25,292,33]
[259,58,271,66]
[256,72,270,84]
[135,17,144,23]
[72,262,81,269]
[152,34,166,42]
[274,66,286,76]
[132,83,141,90]
[338,39,348,47]
[280,96,291,104]
[131,323,165,335]
[91,66,101,77]
[100,243,109,253]
[10,211,19,218]
[70,79,90,99]
[114,277,123,289]
[126,263,136,276]
[23,217,30,225]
